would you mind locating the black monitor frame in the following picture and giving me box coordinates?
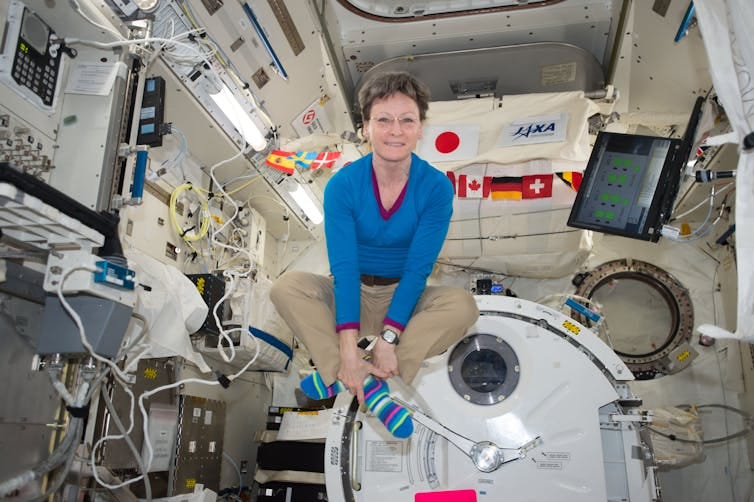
[567,97,704,242]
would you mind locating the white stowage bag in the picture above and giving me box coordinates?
[648,406,705,471]
[122,249,212,373]
[233,275,294,372]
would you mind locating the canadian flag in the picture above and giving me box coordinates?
[418,124,480,163]
[458,174,491,199]
[521,174,553,199]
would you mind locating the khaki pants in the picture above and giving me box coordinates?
[270,270,479,385]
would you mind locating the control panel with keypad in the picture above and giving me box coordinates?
[0,1,63,112]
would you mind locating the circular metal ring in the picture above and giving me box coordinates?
[573,259,694,379]
[448,333,520,405]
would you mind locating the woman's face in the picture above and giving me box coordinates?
[364,92,423,165]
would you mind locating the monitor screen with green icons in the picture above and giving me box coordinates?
[567,132,684,242]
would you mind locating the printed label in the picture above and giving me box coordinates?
[365,441,403,472]
[543,452,571,461]
[536,460,563,470]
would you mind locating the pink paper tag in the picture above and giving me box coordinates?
[415,489,477,502]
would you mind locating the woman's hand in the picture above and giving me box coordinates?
[338,329,389,405]
[371,339,399,378]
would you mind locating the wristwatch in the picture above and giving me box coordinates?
[380,328,400,345]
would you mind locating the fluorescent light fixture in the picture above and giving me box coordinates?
[288,181,323,225]
[209,83,268,152]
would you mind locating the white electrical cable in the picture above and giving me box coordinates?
[671,182,734,221]
[0,380,89,496]
[222,452,243,495]
[663,185,732,243]
[139,331,260,472]
[99,384,152,501]
[55,262,261,482]
[202,142,262,363]
[89,382,140,490]
[56,266,135,384]
[48,373,77,407]
[65,8,276,136]
[55,266,140,490]
[68,0,126,41]
[212,273,238,363]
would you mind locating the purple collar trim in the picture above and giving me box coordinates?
[372,167,408,220]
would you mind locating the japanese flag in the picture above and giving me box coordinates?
[458,174,491,199]
[418,124,480,162]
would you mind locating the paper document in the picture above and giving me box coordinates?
[276,409,333,440]
[65,62,120,96]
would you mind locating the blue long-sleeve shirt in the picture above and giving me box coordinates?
[324,152,453,332]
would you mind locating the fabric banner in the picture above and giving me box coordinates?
[421,93,598,171]
[418,124,480,163]
[498,113,568,147]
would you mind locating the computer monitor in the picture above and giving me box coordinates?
[566,133,683,241]
[567,98,703,242]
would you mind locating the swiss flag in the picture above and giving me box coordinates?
[458,174,491,199]
[521,174,553,199]
[418,124,480,162]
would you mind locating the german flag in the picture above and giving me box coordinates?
[556,171,583,192]
[491,177,523,200]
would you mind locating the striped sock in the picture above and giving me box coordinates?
[300,372,346,400]
[363,376,413,439]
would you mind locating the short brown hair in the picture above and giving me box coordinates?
[358,71,431,122]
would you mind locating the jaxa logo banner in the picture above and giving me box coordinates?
[498,113,568,147]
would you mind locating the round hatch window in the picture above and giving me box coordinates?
[448,333,519,405]
[573,259,694,379]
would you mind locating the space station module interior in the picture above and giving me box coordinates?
[1,0,754,501]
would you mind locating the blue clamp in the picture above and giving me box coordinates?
[132,148,148,200]
[564,297,601,323]
[94,260,136,290]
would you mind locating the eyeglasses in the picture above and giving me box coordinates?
[370,114,420,131]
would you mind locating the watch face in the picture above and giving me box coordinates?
[381,329,398,344]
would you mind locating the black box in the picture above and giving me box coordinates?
[185,273,226,335]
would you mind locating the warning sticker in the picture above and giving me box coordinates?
[536,460,563,470]
[543,451,571,461]
[541,62,577,85]
[365,441,403,472]
[292,99,332,137]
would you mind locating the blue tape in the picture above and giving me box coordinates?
[132,149,148,199]
[564,297,601,323]
[248,326,293,361]
[242,3,288,80]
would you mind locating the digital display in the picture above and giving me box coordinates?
[3,3,63,110]
[21,9,50,55]
[567,132,683,242]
